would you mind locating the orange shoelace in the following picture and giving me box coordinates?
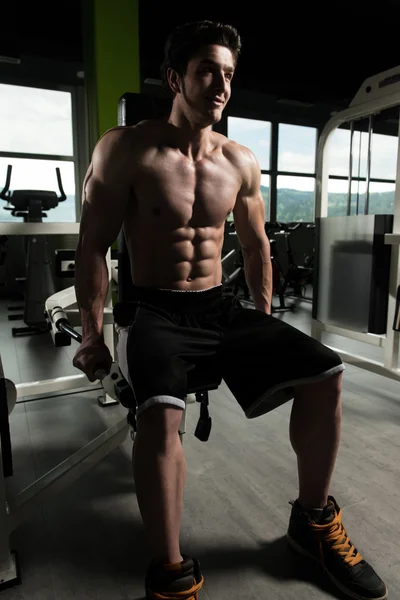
[149,575,204,600]
[311,507,363,568]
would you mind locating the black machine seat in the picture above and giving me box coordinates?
[0,164,66,222]
[8,190,60,215]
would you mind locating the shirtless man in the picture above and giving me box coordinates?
[73,20,387,600]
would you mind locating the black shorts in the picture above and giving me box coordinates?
[114,285,344,420]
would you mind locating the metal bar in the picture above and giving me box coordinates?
[0,151,73,162]
[274,170,316,178]
[312,320,386,347]
[58,322,82,343]
[269,121,279,222]
[7,418,129,534]
[365,115,373,214]
[356,127,363,214]
[327,346,400,381]
[0,223,80,235]
[328,174,395,184]
[16,374,101,401]
[385,233,400,244]
[347,122,354,216]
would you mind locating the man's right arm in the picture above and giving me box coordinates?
[75,128,131,343]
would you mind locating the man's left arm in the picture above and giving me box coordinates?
[233,149,272,314]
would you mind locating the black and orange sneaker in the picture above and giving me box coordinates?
[145,555,204,599]
[287,496,388,600]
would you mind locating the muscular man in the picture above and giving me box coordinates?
[73,20,387,600]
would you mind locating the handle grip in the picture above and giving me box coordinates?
[94,368,108,381]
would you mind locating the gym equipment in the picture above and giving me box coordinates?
[0,165,66,337]
[266,222,315,308]
[0,220,110,405]
[0,345,130,591]
[313,64,400,381]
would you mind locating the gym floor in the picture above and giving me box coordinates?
[1,296,399,600]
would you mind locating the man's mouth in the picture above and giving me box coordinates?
[207,97,224,106]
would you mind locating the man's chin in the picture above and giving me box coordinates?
[203,109,222,126]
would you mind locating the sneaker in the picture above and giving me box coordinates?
[145,555,204,599]
[287,496,388,600]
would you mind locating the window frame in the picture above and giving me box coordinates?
[223,114,398,222]
[0,79,88,223]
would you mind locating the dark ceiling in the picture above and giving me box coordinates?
[1,0,400,109]
[139,0,400,108]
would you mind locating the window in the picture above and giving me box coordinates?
[368,181,396,215]
[326,123,398,216]
[277,175,315,222]
[278,123,317,173]
[0,83,77,222]
[227,117,271,170]
[227,116,271,222]
[370,133,398,180]
[276,124,317,221]
[0,158,76,223]
[328,178,367,216]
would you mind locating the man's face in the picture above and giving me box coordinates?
[177,44,235,126]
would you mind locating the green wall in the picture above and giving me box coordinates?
[83,0,140,151]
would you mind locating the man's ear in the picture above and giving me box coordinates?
[167,68,181,95]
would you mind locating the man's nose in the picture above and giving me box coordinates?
[213,72,227,93]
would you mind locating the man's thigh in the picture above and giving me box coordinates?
[219,308,344,419]
[117,303,221,412]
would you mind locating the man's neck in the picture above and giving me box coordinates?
[167,105,214,161]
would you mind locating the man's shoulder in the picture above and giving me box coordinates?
[97,120,159,143]
[216,133,258,170]
[93,120,165,161]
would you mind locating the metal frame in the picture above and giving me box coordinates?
[0,255,131,590]
[312,64,400,380]
[0,223,117,404]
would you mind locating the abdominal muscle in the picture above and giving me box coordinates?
[127,223,226,291]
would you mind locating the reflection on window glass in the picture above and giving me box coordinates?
[277,175,315,222]
[261,174,270,220]
[327,128,398,181]
[327,178,394,216]
[371,133,398,180]
[0,157,76,222]
[327,128,368,177]
[368,181,395,215]
[0,84,73,156]
[327,178,367,216]
[278,124,317,173]
[327,128,351,176]
[228,117,271,170]
[326,128,369,178]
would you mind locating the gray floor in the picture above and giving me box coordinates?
[1,297,399,599]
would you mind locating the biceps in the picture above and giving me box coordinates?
[233,193,267,250]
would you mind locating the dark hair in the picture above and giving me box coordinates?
[161,20,241,92]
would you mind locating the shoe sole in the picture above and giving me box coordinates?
[286,533,388,600]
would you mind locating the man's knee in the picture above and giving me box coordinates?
[137,402,185,436]
[295,370,343,400]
